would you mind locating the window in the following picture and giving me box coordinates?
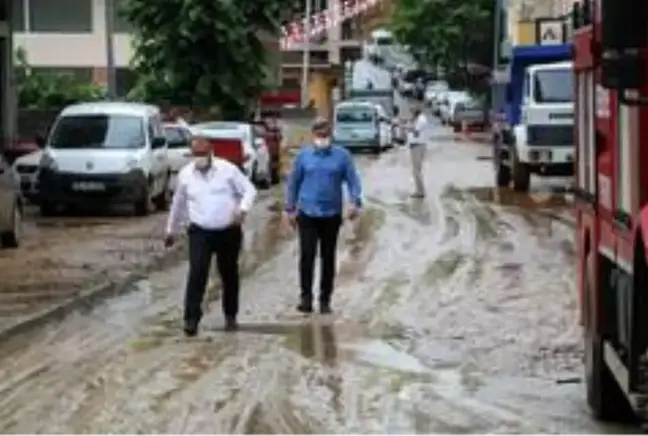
[49,114,145,149]
[12,0,24,31]
[617,96,633,214]
[533,69,573,103]
[163,126,189,147]
[113,0,132,33]
[115,68,136,97]
[33,67,93,83]
[335,107,375,123]
[523,73,531,100]
[29,0,92,32]
[576,72,586,190]
[585,73,595,192]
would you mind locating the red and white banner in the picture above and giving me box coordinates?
[280,0,381,49]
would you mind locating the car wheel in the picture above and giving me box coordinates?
[0,203,21,248]
[153,173,171,211]
[134,184,151,216]
[40,202,59,217]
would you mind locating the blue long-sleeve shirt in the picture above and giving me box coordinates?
[285,145,363,217]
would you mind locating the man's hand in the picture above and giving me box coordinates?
[231,208,247,226]
[283,211,298,229]
[346,205,361,221]
[164,234,175,248]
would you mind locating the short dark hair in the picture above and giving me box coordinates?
[311,116,330,132]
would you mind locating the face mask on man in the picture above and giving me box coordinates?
[194,155,211,170]
[313,136,331,148]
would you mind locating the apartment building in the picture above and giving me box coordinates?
[12,0,134,95]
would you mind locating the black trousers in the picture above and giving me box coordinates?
[185,223,242,322]
[297,212,342,303]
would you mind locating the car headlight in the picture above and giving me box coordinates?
[39,153,58,171]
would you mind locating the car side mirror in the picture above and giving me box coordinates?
[151,136,166,148]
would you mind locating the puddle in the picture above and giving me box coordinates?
[467,187,568,210]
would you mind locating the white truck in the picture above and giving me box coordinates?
[494,60,575,191]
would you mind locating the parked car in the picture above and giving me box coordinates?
[391,117,407,145]
[0,152,22,248]
[333,100,392,153]
[12,150,41,203]
[163,122,193,192]
[439,91,470,124]
[451,99,486,132]
[37,102,172,216]
[191,121,271,187]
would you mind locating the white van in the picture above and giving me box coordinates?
[333,100,392,153]
[37,102,171,216]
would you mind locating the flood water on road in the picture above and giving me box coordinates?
[0,129,634,433]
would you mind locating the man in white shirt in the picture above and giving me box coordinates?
[164,135,257,335]
[408,108,428,198]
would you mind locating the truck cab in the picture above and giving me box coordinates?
[494,44,574,191]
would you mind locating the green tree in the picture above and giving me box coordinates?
[122,0,300,119]
[391,0,494,87]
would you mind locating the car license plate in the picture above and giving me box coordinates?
[72,181,105,191]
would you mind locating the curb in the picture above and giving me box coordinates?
[0,238,188,342]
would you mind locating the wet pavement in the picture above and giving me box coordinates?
[0,125,634,433]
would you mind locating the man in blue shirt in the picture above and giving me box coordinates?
[284,117,363,314]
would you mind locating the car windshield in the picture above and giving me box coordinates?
[164,126,187,148]
[375,36,393,45]
[534,69,573,103]
[49,114,145,149]
[336,108,375,123]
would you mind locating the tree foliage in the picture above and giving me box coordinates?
[391,0,494,83]
[122,0,300,119]
[15,48,106,109]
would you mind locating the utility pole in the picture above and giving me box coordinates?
[301,0,312,107]
[104,0,117,99]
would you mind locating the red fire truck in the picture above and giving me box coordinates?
[572,0,648,422]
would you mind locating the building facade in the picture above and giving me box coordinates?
[12,0,133,94]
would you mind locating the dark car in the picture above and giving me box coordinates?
[0,152,23,248]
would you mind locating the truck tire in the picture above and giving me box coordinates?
[134,183,151,216]
[512,154,530,192]
[0,203,21,248]
[495,159,511,187]
[584,252,635,422]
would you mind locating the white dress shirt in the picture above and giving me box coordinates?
[165,158,257,234]
[408,113,429,146]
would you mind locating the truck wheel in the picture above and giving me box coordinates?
[40,202,59,217]
[495,159,511,187]
[0,204,21,248]
[584,252,635,422]
[512,155,530,192]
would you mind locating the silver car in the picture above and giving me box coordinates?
[0,153,23,248]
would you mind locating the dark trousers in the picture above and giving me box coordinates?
[297,212,342,304]
[185,223,242,322]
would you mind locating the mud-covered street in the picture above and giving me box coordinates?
[0,125,631,433]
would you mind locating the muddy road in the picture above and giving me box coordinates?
[0,127,630,433]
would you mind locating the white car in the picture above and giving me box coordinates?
[191,121,271,187]
[163,122,193,192]
[13,150,42,202]
[439,91,470,124]
[37,102,172,216]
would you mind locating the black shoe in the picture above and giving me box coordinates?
[297,298,313,314]
[225,316,238,331]
[184,319,199,337]
[319,303,333,314]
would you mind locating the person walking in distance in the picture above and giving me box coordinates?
[284,117,363,314]
[408,107,429,198]
[164,135,257,335]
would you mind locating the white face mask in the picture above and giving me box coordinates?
[314,137,331,148]
[194,155,211,169]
